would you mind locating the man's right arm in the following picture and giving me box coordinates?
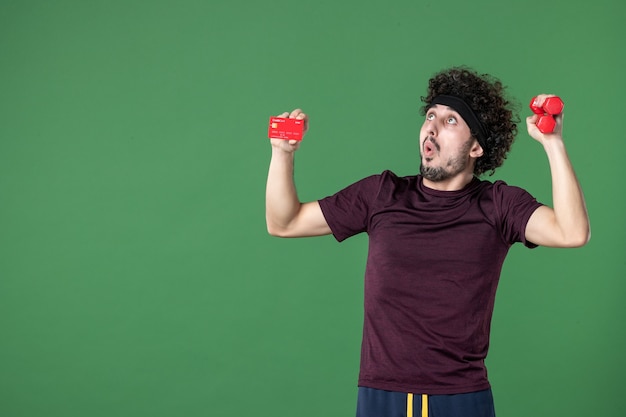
[265,109,332,238]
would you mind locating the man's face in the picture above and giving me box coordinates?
[419,104,478,182]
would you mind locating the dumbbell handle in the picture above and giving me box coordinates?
[530,96,564,115]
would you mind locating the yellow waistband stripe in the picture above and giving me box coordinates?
[407,393,413,416]
[407,392,428,417]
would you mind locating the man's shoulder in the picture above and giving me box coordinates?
[379,169,419,184]
[473,177,540,214]
[479,178,533,196]
[352,169,418,190]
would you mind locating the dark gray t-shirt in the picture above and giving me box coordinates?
[319,171,543,395]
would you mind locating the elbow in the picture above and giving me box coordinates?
[266,223,281,237]
[267,225,284,237]
[576,229,592,247]
[577,220,592,247]
[266,219,290,238]
[565,226,591,248]
[267,227,294,238]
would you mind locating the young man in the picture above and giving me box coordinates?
[265,67,590,417]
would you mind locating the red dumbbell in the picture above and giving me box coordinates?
[529,96,564,134]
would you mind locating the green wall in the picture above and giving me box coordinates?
[1,1,624,416]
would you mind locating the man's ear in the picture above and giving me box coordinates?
[470,140,484,158]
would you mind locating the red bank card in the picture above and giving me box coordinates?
[268,117,304,141]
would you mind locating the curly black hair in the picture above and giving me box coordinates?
[420,66,519,176]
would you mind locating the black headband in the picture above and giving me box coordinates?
[430,95,488,150]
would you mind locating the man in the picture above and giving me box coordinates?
[265,67,590,417]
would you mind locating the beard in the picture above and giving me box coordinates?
[420,164,455,182]
[419,139,473,182]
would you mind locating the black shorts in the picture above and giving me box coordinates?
[356,386,496,417]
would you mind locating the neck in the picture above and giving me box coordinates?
[421,172,475,191]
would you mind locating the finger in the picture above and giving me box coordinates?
[289,108,302,119]
[554,111,564,131]
[526,115,540,134]
[531,95,546,108]
[277,111,289,118]
[296,111,308,131]
[531,94,557,108]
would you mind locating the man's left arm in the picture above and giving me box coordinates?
[524,94,591,248]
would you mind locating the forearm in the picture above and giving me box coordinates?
[543,138,590,245]
[265,147,302,234]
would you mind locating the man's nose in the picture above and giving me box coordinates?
[426,123,437,137]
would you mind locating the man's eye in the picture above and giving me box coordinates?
[447,117,457,124]
[427,113,435,120]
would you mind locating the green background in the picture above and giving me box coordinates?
[1,1,624,416]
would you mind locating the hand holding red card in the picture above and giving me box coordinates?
[268,117,305,141]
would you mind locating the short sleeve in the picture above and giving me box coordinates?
[318,174,382,242]
[492,181,544,247]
